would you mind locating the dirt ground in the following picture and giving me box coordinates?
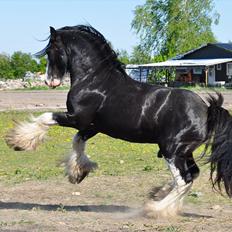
[0,90,67,112]
[1,90,232,231]
[0,173,232,232]
[0,90,232,111]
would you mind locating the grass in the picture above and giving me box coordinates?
[15,85,69,91]
[16,86,232,93]
[0,220,35,227]
[180,85,232,92]
[0,111,213,184]
[5,81,232,92]
[0,111,167,184]
[0,111,231,206]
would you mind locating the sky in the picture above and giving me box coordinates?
[0,0,231,56]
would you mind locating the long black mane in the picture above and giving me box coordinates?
[36,25,127,76]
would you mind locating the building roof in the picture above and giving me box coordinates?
[173,44,207,60]
[214,43,232,52]
[126,43,232,69]
[126,58,232,69]
[174,43,232,59]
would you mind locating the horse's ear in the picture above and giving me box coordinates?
[50,26,56,38]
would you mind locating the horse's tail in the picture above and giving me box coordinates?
[5,113,56,151]
[206,92,232,197]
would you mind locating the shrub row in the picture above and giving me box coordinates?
[0,51,46,79]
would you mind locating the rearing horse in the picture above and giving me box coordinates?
[6,25,232,217]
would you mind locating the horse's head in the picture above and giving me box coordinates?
[43,27,68,88]
[36,25,126,87]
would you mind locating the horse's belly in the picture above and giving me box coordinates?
[97,123,158,143]
[95,108,158,143]
[103,131,157,143]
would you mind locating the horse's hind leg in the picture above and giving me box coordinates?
[149,153,199,201]
[186,153,200,180]
[145,156,193,218]
[65,129,98,184]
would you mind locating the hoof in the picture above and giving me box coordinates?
[143,200,182,218]
[149,182,173,201]
[68,170,89,184]
[67,161,98,184]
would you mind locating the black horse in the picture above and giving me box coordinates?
[6,25,232,217]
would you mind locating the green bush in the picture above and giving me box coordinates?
[0,54,14,79]
[0,51,46,79]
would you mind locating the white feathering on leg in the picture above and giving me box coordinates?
[144,182,192,218]
[65,134,98,184]
[5,112,57,151]
[144,158,192,218]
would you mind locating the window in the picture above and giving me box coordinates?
[193,68,202,74]
[226,63,232,76]
[176,68,188,74]
[216,64,222,70]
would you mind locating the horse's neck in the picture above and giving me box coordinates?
[67,46,129,87]
[69,64,129,90]
[68,59,109,87]
[68,62,93,85]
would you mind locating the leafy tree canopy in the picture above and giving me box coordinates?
[132,0,219,60]
[0,52,46,79]
[0,54,14,79]
[117,46,153,65]
[11,52,38,78]
[117,49,131,64]
[130,45,152,64]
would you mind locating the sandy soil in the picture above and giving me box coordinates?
[0,90,232,112]
[0,173,232,232]
[0,90,67,112]
[1,90,232,231]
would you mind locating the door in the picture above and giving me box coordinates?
[208,66,215,85]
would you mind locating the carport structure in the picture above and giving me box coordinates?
[126,58,232,86]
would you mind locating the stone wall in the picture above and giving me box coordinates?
[0,75,70,90]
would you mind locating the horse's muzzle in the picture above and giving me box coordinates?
[45,79,61,88]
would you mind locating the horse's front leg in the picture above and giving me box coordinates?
[65,129,98,184]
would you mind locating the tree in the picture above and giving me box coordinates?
[38,56,47,73]
[0,51,47,79]
[117,49,131,64]
[0,54,14,79]
[10,51,39,78]
[132,0,219,60]
[130,45,152,64]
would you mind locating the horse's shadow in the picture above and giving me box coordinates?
[181,212,212,219]
[0,201,212,219]
[0,201,131,213]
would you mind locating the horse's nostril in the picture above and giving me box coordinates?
[45,80,49,86]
